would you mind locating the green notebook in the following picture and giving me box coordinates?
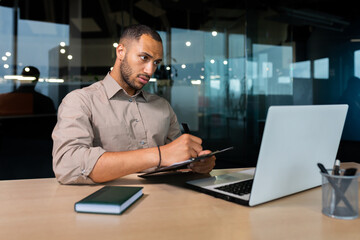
[74,186,143,215]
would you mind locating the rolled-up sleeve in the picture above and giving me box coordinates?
[52,91,106,185]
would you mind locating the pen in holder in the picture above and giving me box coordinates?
[318,164,359,220]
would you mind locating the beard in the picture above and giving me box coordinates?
[120,55,140,91]
[120,54,150,92]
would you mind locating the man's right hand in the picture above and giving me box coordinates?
[159,134,203,166]
[89,134,205,183]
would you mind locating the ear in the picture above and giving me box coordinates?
[116,44,126,61]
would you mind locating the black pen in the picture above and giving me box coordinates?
[182,123,190,134]
[317,163,355,214]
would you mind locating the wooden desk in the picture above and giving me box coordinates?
[0,163,359,240]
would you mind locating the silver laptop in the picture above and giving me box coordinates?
[186,104,348,206]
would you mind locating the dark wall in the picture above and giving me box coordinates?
[0,114,56,180]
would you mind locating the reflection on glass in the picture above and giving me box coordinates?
[314,58,329,79]
[230,79,241,93]
[290,61,311,79]
[167,28,247,140]
[354,50,360,78]
[18,19,69,78]
[262,62,273,78]
[246,61,258,80]
[171,86,199,131]
[0,6,14,80]
[278,76,291,84]
[251,44,293,95]
[210,80,220,90]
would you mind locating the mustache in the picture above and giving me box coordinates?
[137,74,151,79]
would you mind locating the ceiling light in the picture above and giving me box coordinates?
[113,43,118,48]
[67,55,73,60]
[2,56,7,61]
[60,42,66,47]
[5,52,11,57]
[181,64,186,69]
[60,49,66,54]
[18,76,36,81]
[212,31,218,37]
[47,78,64,83]
[4,75,20,79]
[210,59,215,64]
[191,80,201,85]
[185,41,191,47]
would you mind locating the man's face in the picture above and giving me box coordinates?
[119,34,163,93]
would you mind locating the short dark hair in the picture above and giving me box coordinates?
[119,24,162,44]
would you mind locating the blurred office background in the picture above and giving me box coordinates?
[1,0,359,180]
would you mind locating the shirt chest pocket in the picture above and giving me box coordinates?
[93,125,131,151]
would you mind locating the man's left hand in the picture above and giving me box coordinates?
[189,150,216,174]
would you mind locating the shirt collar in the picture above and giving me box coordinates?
[103,72,149,102]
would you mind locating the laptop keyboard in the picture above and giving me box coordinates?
[215,179,253,196]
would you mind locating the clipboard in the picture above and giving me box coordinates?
[138,146,234,177]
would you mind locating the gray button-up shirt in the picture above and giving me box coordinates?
[52,73,181,184]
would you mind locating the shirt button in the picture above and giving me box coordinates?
[140,140,145,145]
[81,169,86,175]
[135,119,139,122]
[128,99,133,102]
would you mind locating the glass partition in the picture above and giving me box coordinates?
[1,0,360,179]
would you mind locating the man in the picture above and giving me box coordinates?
[52,24,215,184]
